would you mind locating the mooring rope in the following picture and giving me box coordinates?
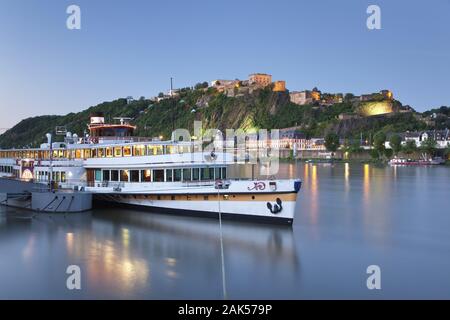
[54,196,66,212]
[41,196,58,211]
[217,185,227,300]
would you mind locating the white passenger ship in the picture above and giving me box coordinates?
[0,113,301,223]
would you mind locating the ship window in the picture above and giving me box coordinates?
[95,170,102,181]
[123,146,132,157]
[111,170,119,181]
[183,168,191,181]
[179,145,191,153]
[130,170,140,182]
[120,170,129,182]
[201,167,214,181]
[192,168,200,181]
[92,149,97,158]
[61,172,66,183]
[167,146,175,154]
[221,167,227,179]
[141,169,151,182]
[103,170,110,181]
[148,145,163,155]
[153,169,164,182]
[134,145,146,156]
[98,148,105,158]
[84,149,91,158]
[215,167,220,180]
[106,147,113,157]
[75,149,82,159]
[114,147,122,157]
[174,169,182,182]
[166,169,173,182]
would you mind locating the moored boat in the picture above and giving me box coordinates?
[389,157,445,166]
[0,113,301,224]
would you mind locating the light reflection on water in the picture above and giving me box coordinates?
[1,162,450,299]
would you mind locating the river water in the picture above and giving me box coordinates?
[0,162,449,299]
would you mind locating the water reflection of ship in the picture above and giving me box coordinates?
[0,207,300,298]
[91,209,300,271]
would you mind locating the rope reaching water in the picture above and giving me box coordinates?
[217,186,227,300]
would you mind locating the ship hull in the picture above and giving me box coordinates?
[94,192,298,224]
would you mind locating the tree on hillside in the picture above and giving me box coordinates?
[444,147,450,160]
[420,138,437,157]
[158,92,164,98]
[344,93,355,102]
[373,132,386,158]
[403,140,417,154]
[324,133,340,155]
[194,82,209,90]
[389,134,402,155]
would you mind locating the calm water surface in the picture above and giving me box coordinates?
[1,163,450,299]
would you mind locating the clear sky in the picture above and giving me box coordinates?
[0,0,449,130]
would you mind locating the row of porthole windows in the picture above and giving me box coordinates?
[96,167,227,183]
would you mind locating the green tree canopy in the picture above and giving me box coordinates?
[324,133,340,153]
[403,140,417,154]
[389,134,402,155]
[372,132,386,158]
[420,138,437,157]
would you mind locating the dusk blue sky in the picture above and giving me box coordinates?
[0,0,449,130]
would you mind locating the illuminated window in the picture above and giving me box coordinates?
[148,145,163,155]
[167,146,176,154]
[134,145,146,156]
[75,149,82,159]
[114,147,122,157]
[141,169,151,182]
[120,170,129,182]
[106,147,113,157]
[98,148,105,158]
[84,149,91,158]
[123,146,132,157]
